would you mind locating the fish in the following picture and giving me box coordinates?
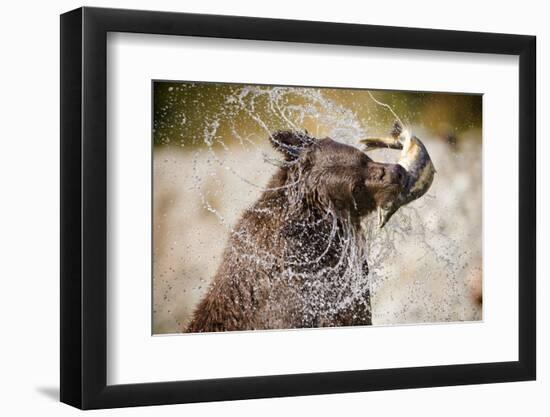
[360,122,436,228]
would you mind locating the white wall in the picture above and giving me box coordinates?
[0,0,545,415]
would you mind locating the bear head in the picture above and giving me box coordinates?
[270,131,407,218]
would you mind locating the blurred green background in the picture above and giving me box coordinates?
[153,81,482,148]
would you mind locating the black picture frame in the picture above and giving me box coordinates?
[60,6,536,410]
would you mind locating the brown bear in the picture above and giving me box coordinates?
[186,131,407,332]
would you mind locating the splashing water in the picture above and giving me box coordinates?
[153,83,482,333]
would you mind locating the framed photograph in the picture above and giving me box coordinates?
[60,6,536,409]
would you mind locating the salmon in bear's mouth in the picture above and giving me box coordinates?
[360,121,436,228]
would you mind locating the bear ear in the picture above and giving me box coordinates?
[270,130,315,160]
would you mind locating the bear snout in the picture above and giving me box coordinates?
[362,163,407,212]
[385,164,407,187]
[366,162,406,188]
